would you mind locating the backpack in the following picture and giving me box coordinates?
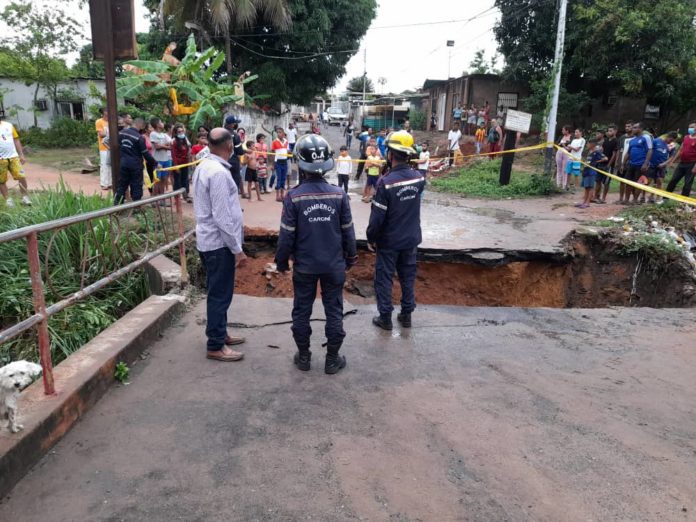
[488,127,500,143]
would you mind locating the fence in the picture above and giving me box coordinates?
[0,189,193,395]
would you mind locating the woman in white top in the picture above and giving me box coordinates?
[555,125,573,189]
[566,128,586,192]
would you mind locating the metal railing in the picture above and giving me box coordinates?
[0,190,193,395]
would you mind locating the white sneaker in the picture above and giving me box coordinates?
[5,198,15,208]
[21,195,32,206]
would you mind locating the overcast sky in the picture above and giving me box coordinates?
[4,0,500,94]
[334,0,500,93]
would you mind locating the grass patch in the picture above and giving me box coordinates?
[0,185,149,365]
[27,146,98,173]
[431,158,558,198]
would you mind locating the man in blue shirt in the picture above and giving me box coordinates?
[367,131,425,330]
[114,117,156,205]
[376,128,387,158]
[643,132,676,203]
[623,122,653,204]
[275,134,357,375]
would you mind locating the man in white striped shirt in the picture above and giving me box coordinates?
[192,128,248,362]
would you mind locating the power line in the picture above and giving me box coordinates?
[230,38,358,60]
[370,7,498,30]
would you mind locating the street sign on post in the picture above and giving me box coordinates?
[499,109,532,186]
[88,0,138,195]
[504,109,533,134]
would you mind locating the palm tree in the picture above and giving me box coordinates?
[162,0,291,77]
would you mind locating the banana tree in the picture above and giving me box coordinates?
[116,35,260,130]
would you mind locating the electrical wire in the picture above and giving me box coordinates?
[230,38,358,60]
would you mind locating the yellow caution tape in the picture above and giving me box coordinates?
[553,144,696,206]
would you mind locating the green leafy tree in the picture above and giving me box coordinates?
[468,49,500,75]
[71,44,106,78]
[1,1,81,127]
[494,0,696,119]
[347,76,374,94]
[117,35,258,130]
[156,0,291,77]
[144,0,376,104]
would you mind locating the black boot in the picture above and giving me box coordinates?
[325,353,346,375]
[372,314,393,331]
[397,312,412,328]
[293,350,311,371]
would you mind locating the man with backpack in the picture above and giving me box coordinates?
[487,119,503,159]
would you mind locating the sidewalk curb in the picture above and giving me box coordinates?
[0,294,185,499]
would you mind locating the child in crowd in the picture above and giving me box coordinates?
[362,144,382,203]
[255,133,269,190]
[336,145,352,195]
[416,142,430,176]
[244,140,262,201]
[191,132,208,157]
[475,122,487,154]
[576,139,607,209]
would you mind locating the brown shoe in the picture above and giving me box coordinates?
[207,347,244,362]
[225,335,246,346]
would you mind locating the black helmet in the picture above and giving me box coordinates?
[294,133,334,175]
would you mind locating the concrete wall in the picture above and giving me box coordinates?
[222,106,290,142]
[0,78,107,130]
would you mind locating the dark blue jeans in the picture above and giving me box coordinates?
[292,271,346,351]
[199,247,236,350]
[374,248,417,316]
[114,166,143,205]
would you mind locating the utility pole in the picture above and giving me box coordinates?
[544,0,568,175]
[362,48,367,125]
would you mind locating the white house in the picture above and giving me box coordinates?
[0,77,107,130]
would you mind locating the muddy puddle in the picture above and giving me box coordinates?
[187,233,696,309]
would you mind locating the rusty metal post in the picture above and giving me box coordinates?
[26,232,55,395]
[174,193,189,284]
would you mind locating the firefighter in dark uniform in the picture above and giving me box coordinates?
[275,134,358,374]
[367,130,425,330]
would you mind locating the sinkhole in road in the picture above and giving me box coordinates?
[187,233,696,309]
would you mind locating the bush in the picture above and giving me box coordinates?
[409,108,426,131]
[0,184,149,365]
[431,158,558,198]
[19,117,97,148]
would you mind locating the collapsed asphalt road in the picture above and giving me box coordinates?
[1,296,694,521]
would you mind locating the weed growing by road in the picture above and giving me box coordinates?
[114,362,130,384]
[431,158,558,198]
[0,185,148,365]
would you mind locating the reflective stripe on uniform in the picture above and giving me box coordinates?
[291,193,344,202]
[372,200,388,211]
[341,221,353,229]
[384,177,424,190]
[280,222,296,231]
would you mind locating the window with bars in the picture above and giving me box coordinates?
[496,92,519,109]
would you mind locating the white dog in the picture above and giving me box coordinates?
[0,361,42,433]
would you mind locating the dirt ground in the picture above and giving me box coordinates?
[1,296,694,521]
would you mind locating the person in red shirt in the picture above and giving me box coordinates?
[191,132,208,157]
[666,122,696,197]
[271,128,289,201]
[171,123,192,202]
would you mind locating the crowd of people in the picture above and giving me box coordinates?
[554,120,695,209]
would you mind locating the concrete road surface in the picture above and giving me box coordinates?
[1,296,694,521]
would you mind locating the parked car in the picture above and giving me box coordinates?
[326,106,348,125]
